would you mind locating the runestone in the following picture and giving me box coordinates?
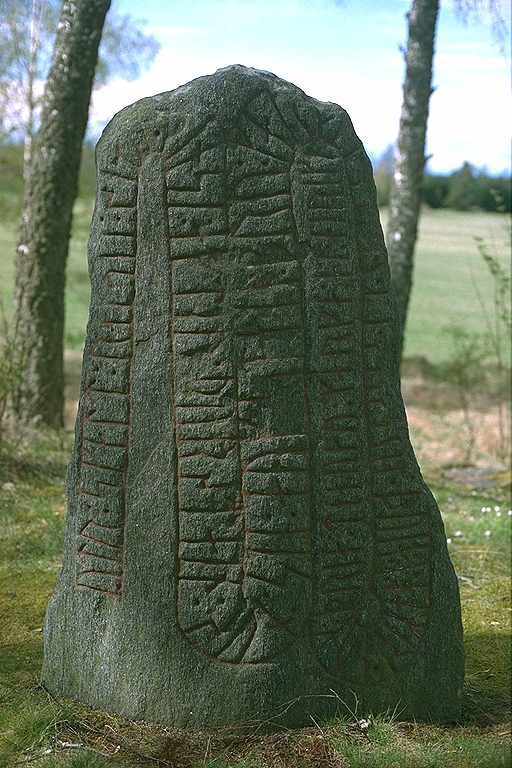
[42,66,464,728]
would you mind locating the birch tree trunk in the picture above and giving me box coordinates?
[23,0,42,183]
[386,0,440,360]
[14,0,111,427]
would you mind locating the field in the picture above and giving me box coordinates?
[0,201,509,363]
[0,192,510,766]
[380,208,509,363]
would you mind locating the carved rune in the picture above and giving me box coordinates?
[74,81,432,674]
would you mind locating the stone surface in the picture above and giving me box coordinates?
[42,65,464,729]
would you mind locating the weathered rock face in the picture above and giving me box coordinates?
[42,65,463,728]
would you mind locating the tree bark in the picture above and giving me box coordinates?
[14,0,111,427]
[386,0,440,360]
[23,0,41,183]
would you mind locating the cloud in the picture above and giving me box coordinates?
[88,2,510,173]
[90,50,402,156]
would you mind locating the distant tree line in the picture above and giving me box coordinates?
[5,140,510,216]
[422,164,511,212]
[375,150,511,213]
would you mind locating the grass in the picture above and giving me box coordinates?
[378,207,510,363]
[0,431,510,768]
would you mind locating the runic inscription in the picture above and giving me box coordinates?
[43,67,463,728]
[166,95,432,669]
[75,151,138,595]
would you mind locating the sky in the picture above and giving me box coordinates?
[90,0,511,175]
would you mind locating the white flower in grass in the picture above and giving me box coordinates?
[508,510,512,517]
[454,530,464,538]
[494,506,501,512]
[484,530,492,538]
[446,538,453,544]
[496,511,502,518]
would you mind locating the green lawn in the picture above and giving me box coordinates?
[0,433,510,767]
[0,203,509,364]
[390,209,510,363]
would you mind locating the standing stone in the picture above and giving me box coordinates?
[42,66,463,728]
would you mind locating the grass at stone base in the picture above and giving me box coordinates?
[0,431,510,768]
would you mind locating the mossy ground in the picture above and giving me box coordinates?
[0,426,510,768]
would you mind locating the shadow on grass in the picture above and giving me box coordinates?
[463,632,511,726]
[0,640,42,679]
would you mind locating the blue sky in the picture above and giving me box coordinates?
[90,0,511,174]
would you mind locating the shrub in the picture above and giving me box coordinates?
[421,164,511,213]
[446,162,479,211]
[422,173,450,209]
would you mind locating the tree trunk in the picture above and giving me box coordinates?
[23,0,42,184]
[14,0,111,427]
[386,0,440,360]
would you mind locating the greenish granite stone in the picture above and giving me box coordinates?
[42,65,464,729]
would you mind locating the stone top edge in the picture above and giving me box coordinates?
[212,64,345,112]
[97,64,353,148]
